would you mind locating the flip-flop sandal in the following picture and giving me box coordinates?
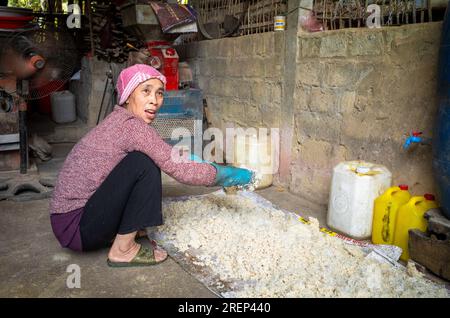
[107,245,167,268]
[136,231,162,250]
[136,230,148,239]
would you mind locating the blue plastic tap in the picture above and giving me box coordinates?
[403,131,432,150]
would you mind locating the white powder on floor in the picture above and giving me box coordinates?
[157,194,449,298]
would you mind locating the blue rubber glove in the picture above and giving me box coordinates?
[189,153,204,163]
[188,153,253,187]
[210,163,254,187]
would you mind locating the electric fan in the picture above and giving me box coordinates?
[0,22,78,201]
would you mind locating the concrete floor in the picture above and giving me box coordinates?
[0,143,327,298]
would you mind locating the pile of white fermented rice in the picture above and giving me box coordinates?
[156,193,449,298]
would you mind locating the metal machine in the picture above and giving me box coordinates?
[119,1,204,153]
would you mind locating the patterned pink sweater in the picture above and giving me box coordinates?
[50,106,217,214]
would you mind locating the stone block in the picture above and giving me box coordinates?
[296,61,323,86]
[209,78,224,95]
[300,37,321,59]
[212,58,229,77]
[233,79,251,100]
[274,31,285,59]
[264,57,283,79]
[205,95,221,111]
[221,78,236,98]
[289,165,313,197]
[295,112,341,142]
[198,59,212,76]
[289,165,330,205]
[197,76,210,93]
[230,99,246,121]
[250,81,270,105]
[245,104,262,126]
[309,87,339,113]
[298,138,333,168]
[319,33,348,57]
[241,58,265,78]
[323,61,358,88]
[218,38,235,58]
[293,84,311,112]
[226,59,244,77]
[348,30,384,56]
[310,169,333,202]
[206,39,220,57]
[340,113,370,142]
[253,35,265,57]
[332,144,349,165]
[339,91,357,114]
[271,83,282,104]
[234,35,254,57]
[263,33,275,58]
[259,103,281,128]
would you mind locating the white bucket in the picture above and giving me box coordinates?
[274,15,286,31]
[327,161,392,240]
[233,133,275,189]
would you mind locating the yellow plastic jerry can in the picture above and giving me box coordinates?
[393,194,438,261]
[372,185,411,245]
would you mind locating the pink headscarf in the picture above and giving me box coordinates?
[116,64,167,106]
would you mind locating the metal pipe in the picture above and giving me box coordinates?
[18,97,28,174]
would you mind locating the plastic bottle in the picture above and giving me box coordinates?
[393,194,438,261]
[327,161,392,239]
[372,185,411,245]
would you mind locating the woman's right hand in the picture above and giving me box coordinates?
[211,163,254,187]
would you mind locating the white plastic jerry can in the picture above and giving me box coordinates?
[327,161,392,240]
[51,90,76,124]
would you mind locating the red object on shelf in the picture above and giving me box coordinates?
[399,184,409,191]
[424,193,436,201]
[146,41,179,91]
[0,15,34,29]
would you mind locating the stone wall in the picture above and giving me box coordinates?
[291,22,442,205]
[177,32,285,132]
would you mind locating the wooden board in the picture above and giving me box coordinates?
[409,229,450,280]
[425,208,450,237]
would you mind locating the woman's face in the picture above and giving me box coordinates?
[125,78,164,124]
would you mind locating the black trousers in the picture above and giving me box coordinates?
[79,152,163,251]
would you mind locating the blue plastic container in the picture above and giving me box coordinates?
[433,1,450,219]
[151,89,204,149]
[159,89,203,119]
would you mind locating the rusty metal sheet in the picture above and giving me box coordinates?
[0,112,18,134]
